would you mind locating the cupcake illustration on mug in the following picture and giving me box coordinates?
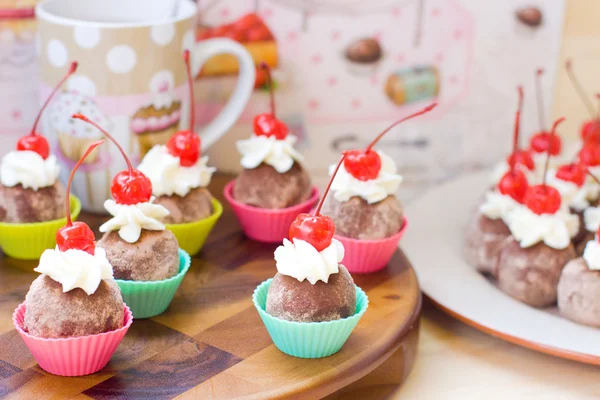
[130,71,182,157]
[48,90,113,210]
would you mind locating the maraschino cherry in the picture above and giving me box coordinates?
[523,117,566,215]
[253,62,288,140]
[343,103,437,182]
[56,140,104,255]
[529,69,562,155]
[565,60,600,144]
[17,61,77,159]
[556,162,586,187]
[165,50,201,167]
[72,114,152,205]
[289,153,346,252]
[498,88,532,202]
[506,86,534,171]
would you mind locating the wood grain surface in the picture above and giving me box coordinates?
[0,175,421,400]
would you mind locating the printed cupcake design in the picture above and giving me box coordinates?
[48,90,113,211]
[131,71,181,157]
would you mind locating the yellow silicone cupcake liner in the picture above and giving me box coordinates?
[165,198,223,256]
[0,195,81,260]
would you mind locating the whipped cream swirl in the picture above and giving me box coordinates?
[583,239,600,270]
[506,205,579,249]
[584,206,600,233]
[236,134,304,173]
[35,247,114,295]
[479,190,519,221]
[546,170,600,212]
[274,238,344,284]
[100,198,169,243]
[329,151,402,204]
[0,150,60,191]
[138,145,216,197]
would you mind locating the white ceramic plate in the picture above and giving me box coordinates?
[403,171,600,364]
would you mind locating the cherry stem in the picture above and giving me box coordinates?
[260,61,276,118]
[313,152,347,217]
[587,169,600,186]
[565,59,596,118]
[183,50,195,131]
[596,93,600,122]
[64,140,104,226]
[72,114,133,174]
[542,117,566,188]
[31,61,77,136]
[534,68,546,132]
[365,102,437,153]
[511,86,524,173]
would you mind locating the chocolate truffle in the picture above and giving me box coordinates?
[322,195,403,240]
[98,229,179,281]
[24,275,124,338]
[463,210,511,277]
[266,265,356,322]
[557,257,600,327]
[345,38,383,64]
[0,182,66,223]
[234,162,312,209]
[496,238,576,307]
[575,231,594,256]
[154,187,213,224]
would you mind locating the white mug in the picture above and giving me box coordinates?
[36,0,255,212]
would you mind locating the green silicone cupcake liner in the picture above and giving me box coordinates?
[165,198,223,256]
[252,279,369,359]
[0,195,81,260]
[115,248,191,319]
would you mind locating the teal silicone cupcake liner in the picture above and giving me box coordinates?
[253,279,369,359]
[115,248,191,319]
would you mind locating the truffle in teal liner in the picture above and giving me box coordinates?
[253,279,369,358]
[115,249,190,319]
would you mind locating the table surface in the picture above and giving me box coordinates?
[0,175,421,400]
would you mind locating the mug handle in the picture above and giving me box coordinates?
[190,38,256,149]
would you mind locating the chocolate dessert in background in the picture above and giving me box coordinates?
[234,162,312,209]
[344,37,382,64]
[516,6,543,28]
[154,187,213,224]
[0,183,65,223]
[322,195,403,240]
[98,230,180,281]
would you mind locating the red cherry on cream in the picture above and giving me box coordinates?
[523,117,566,215]
[582,120,600,144]
[253,62,289,139]
[56,140,104,255]
[556,163,586,187]
[72,114,152,205]
[344,103,437,181]
[166,50,201,167]
[289,153,347,251]
[17,61,77,159]
[579,144,600,167]
[498,169,529,203]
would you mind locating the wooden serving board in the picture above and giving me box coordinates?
[0,175,421,400]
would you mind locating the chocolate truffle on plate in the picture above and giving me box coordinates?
[24,141,124,338]
[322,104,438,240]
[234,63,312,209]
[138,51,215,224]
[266,155,356,322]
[465,88,535,275]
[0,63,79,223]
[557,236,600,327]
[73,115,179,282]
[496,117,579,307]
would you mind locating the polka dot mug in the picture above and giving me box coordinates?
[36,0,255,212]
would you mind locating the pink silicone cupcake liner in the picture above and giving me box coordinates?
[336,217,408,274]
[13,302,133,376]
[224,181,320,243]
